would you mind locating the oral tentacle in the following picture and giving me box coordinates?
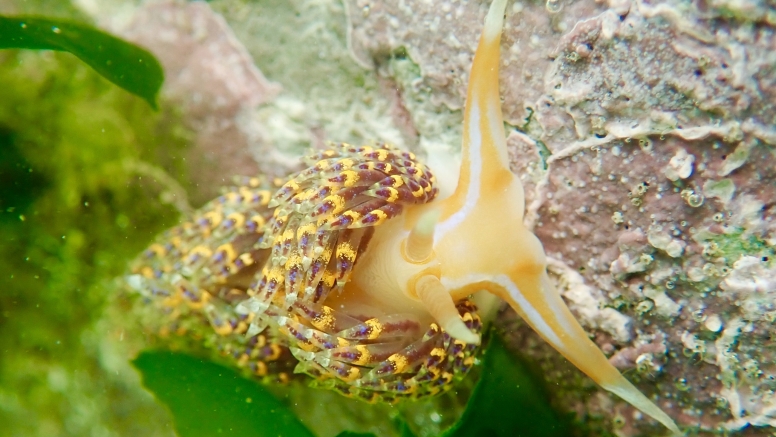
[602,377,683,435]
[416,275,480,345]
[495,269,681,434]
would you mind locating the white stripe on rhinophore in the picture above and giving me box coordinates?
[436,95,482,241]
[441,274,563,348]
[487,100,510,166]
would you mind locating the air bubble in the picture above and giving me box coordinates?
[546,0,563,13]
[675,378,690,391]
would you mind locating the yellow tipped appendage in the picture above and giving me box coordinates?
[416,275,480,345]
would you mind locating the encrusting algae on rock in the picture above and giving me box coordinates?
[125,0,682,434]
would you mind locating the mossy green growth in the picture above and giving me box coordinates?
[699,227,775,266]
[0,49,188,436]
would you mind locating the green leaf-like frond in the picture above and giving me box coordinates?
[134,351,315,437]
[0,15,163,108]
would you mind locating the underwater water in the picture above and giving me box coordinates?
[0,44,573,436]
[0,48,575,437]
[0,4,574,437]
[0,47,185,436]
[2,0,775,436]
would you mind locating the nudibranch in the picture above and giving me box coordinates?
[127,0,680,433]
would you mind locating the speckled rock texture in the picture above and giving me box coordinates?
[89,0,774,435]
[345,1,776,435]
[115,1,281,204]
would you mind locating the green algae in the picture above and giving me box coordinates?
[0,48,188,436]
[133,351,315,437]
[442,334,573,437]
[0,15,164,108]
[697,227,774,266]
[132,330,573,437]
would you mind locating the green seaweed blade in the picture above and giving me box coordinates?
[0,15,163,108]
[441,333,573,437]
[133,351,315,437]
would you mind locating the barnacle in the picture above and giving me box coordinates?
[126,0,681,433]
